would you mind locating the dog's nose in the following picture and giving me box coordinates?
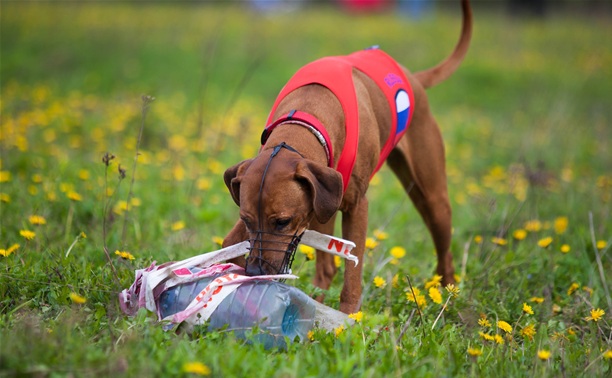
[245,262,265,276]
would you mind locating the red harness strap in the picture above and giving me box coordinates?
[262,48,414,193]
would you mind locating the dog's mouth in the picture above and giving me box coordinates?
[245,230,303,276]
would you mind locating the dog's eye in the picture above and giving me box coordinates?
[274,218,292,230]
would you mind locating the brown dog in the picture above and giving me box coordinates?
[222,0,473,314]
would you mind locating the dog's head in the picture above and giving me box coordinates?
[224,143,343,276]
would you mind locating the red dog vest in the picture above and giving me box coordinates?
[261,47,414,192]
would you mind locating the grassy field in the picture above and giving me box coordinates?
[1,2,611,377]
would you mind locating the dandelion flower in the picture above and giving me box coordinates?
[537,350,551,361]
[494,334,504,344]
[67,191,82,201]
[586,308,605,322]
[0,193,10,203]
[365,237,378,249]
[392,274,399,288]
[425,275,442,289]
[373,229,388,240]
[373,276,386,288]
[497,320,512,334]
[80,231,87,239]
[596,240,607,250]
[348,311,363,323]
[467,347,482,357]
[115,250,135,261]
[212,236,223,247]
[307,330,315,341]
[182,362,211,376]
[390,246,406,259]
[524,220,542,232]
[567,282,580,296]
[560,244,570,253]
[171,221,185,231]
[474,235,483,244]
[554,216,568,234]
[491,237,508,246]
[20,230,36,240]
[334,325,345,337]
[603,350,612,360]
[479,331,495,342]
[522,302,534,315]
[582,286,593,296]
[428,287,442,304]
[29,215,47,225]
[520,324,536,340]
[513,229,527,241]
[0,171,11,183]
[445,283,460,298]
[69,292,87,304]
[529,297,544,303]
[537,237,553,248]
[406,288,427,308]
[478,317,491,328]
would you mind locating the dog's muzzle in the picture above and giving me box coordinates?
[245,230,303,276]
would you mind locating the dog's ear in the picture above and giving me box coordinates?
[223,159,253,206]
[295,160,343,224]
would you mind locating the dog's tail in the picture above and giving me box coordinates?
[414,0,473,89]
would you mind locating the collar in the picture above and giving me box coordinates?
[260,110,334,169]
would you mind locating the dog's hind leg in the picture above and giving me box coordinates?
[386,105,455,285]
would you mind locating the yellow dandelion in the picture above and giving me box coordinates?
[67,191,82,201]
[171,221,185,231]
[80,231,87,239]
[69,292,87,304]
[19,230,36,240]
[28,215,47,225]
[390,246,406,259]
[307,330,315,341]
[522,302,534,315]
[428,287,442,304]
[552,303,562,313]
[492,237,508,246]
[392,274,399,288]
[474,235,483,244]
[78,169,90,181]
[567,282,580,296]
[348,311,363,323]
[479,331,495,342]
[373,229,388,240]
[478,317,491,328]
[467,347,482,357]
[494,334,504,344]
[553,216,568,234]
[586,308,605,322]
[211,236,223,247]
[365,237,378,249]
[115,250,135,261]
[334,325,345,337]
[299,245,315,261]
[31,174,43,183]
[520,324,536,340]
[497,320,512,334]
[524,220,542,232]
[596,240,607,250]
[537,350,551,361]
[334,255,342,268]
[530,296,544,303]
[445,284,460,298]
[537,237,553,248]
[130,197,141,207]
[425,274,442,289]
[582,286,593,296]
[0,193,10,203]
[603,350,612,360]
[373,276,386,288]
[0,171,11,182]
[560,244,570,253]
[406,288,427,308]
[182,362,211,376]
[513,229,528,241]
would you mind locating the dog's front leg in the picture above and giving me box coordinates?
[339,196,368,314]
[222,219,248,268]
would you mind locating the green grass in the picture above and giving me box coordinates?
[1,2,611,377]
